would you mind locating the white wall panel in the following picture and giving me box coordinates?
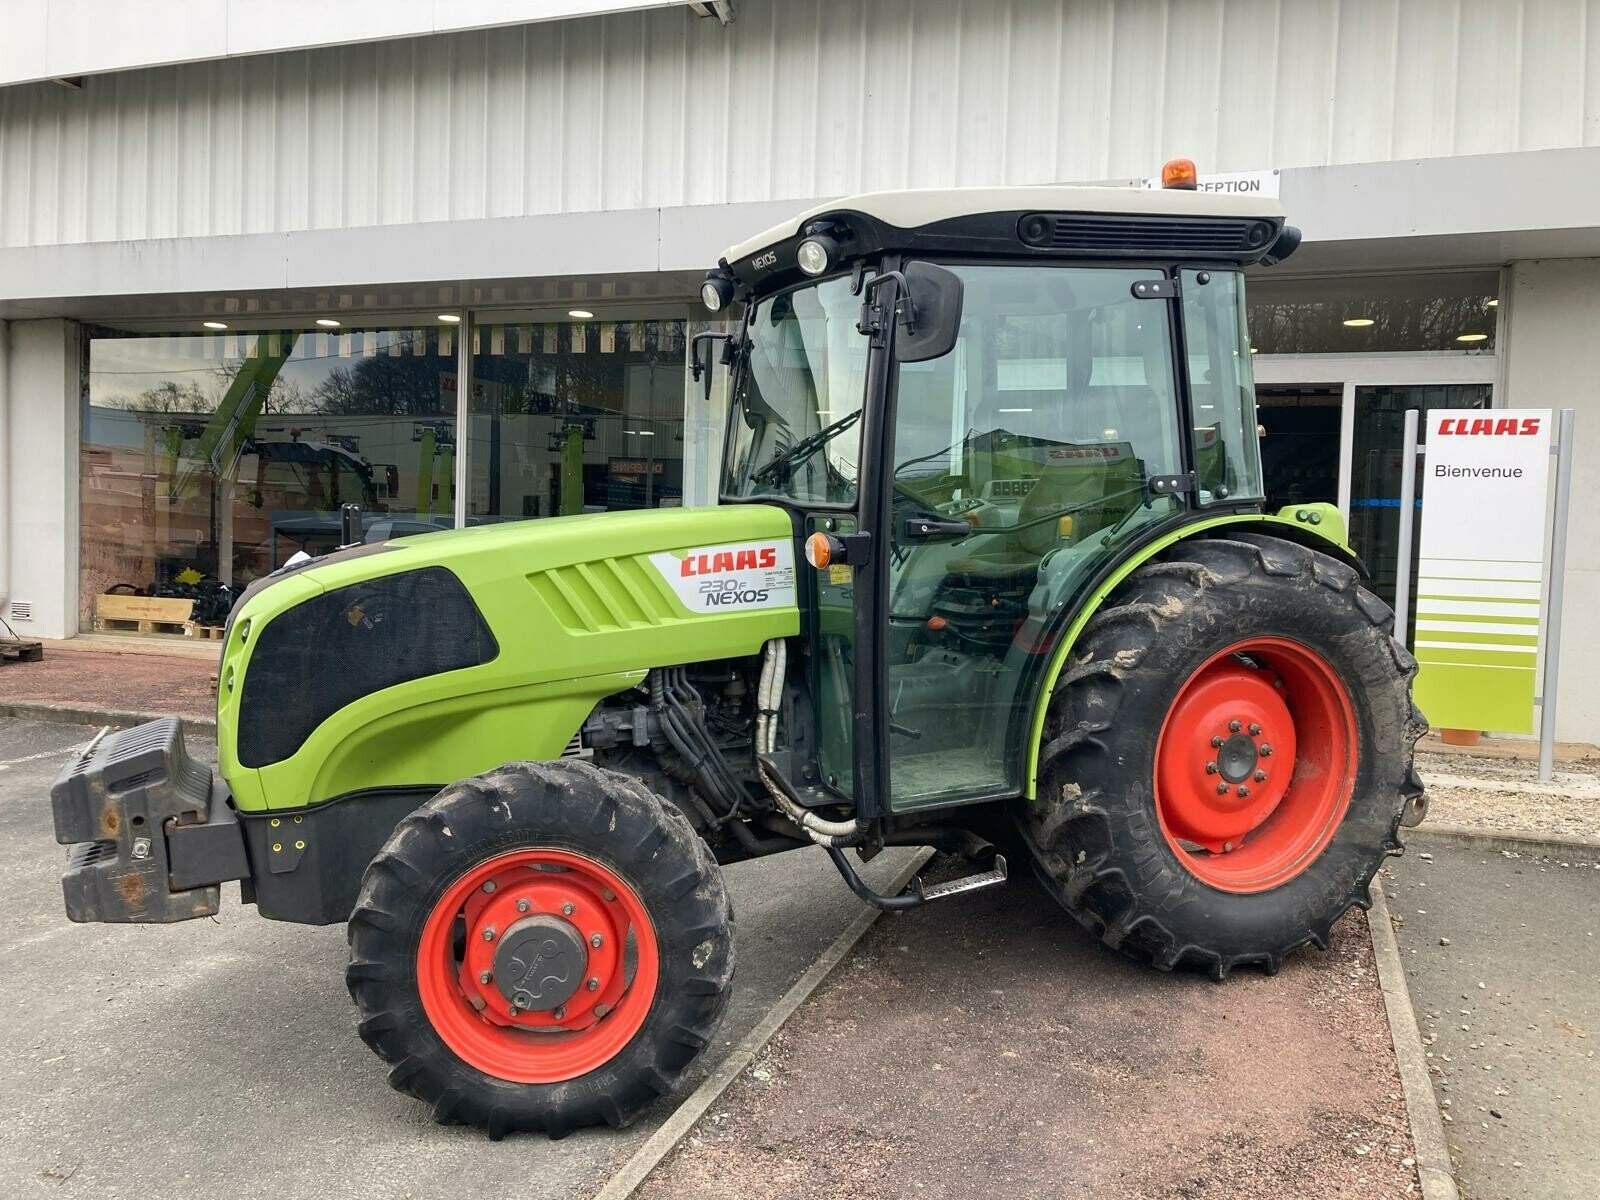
[4,0,1600,251]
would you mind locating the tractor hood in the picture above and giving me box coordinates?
[216,504,800,813]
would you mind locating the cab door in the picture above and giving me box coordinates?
[880,263,1189,811]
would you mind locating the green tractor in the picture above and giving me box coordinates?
[50,173,1428,1138]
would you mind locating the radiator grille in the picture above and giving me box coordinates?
[530,557,680,634]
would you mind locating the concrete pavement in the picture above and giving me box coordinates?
[1389,842,1600,1200]
[0,716,916,1199]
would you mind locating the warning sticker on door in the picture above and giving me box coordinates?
[648,540,797,613]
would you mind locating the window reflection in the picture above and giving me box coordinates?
[468,317,688,521]
[79,324,458,631]
[1246,272,1498,354]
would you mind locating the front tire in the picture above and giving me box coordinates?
[1020,534,1426,979]
[346,760,734,1138]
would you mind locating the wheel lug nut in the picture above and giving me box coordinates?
[594,1003,610,1018]
[1210,736,1224,748]
[1237,785,1250,798]
[561,902,575,916]
[1255,770,1268,783]
[1222,841,1234,853]
[1248,723,1262,736]
[602,888,616,902]
[479,971,492,985]
[482,926,497,942]
[1205,762,1219,775]
[508,1004,520,1017]
[516,898,531,913]
[1228,719,1242,733]
[1216,782,1229,795]
[587,977,600,991]
[590,933,604,948]
[1259,743,1273,757]
[481,880,497,894]
[553,1005,567,1020]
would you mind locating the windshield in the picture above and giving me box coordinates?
[722,275,870,505]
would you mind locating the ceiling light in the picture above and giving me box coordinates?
[568,309,595,320]
[633,429,656,436]
[437,313,461,323]
[1456,332,1489,343]
[1487,298,1500,307]
[1250,347,1259,354]
[316,318,341,328]
[1342,317,1375,328]
[202,320,228,330]
[998,407,1033,413]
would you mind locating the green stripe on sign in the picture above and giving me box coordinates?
[1415,593,1541,605]
[1414,661,1536,735]
[1415,647,1538,667]
[1415,610,1540,626]
[1413,629,1539,647]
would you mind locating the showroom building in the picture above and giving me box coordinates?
[1,0,1597,743]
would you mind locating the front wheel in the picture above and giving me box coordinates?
[346,760,734,1137]
[1020,534,1426,979]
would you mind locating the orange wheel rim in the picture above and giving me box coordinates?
[1154,638,1357,893]
[416,848,659,1083]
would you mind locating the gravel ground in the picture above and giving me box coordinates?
[0,650,216,720]
[1416,749,1600,841]
[641,876,1417,1200]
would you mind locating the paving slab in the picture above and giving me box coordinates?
[640,874,1419,1200]
[0,650,216,723]
[1388,843,1600,1200]
[0,716,916,1200]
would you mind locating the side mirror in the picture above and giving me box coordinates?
[896,262,964,363]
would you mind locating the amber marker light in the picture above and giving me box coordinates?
[805,532,834,569]
[1161,158,1198,190]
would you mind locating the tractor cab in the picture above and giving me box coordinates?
[696,172,1303,825]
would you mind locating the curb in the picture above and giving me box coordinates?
[1408,823,1600,862]
[592,848,934,1200]
[0,701,216,740]
[1367,882,1460,1200]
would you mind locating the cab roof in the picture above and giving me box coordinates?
[716,184,1291,295]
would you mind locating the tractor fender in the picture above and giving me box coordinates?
[1021,504,1357,799]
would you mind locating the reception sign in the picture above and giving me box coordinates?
[1412,410,1552,733]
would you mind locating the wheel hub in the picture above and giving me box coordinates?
[492,915,588,1012]
[1217,732,1259,784]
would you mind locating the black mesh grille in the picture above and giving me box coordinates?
[1019,213,1275,255]
[237,567,498,768]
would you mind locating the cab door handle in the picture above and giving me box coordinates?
[903,516,973,541]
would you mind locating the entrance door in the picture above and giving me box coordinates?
[1252,354,1497,641]
[1256,385,1342,511]
[1350,383,1492,637]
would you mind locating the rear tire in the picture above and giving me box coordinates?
[1020,534,1426,979]
[346,760,734,1137]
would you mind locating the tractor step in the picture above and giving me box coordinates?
[827,845,1009,911]
[912,853,1008,902]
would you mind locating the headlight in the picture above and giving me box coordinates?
[796,236,836,276]
[701,274,735,312]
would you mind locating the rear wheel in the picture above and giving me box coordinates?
[1020,534,1426,978]
[346,760,734,1137]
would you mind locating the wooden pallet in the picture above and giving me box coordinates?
[186,624,226,641]
[93,617,193,638]
[95,593,195,625]
[0,638,44,664]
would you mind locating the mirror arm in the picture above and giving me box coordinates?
[855,270,916,344]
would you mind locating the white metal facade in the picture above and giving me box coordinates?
[5,0,1600,250]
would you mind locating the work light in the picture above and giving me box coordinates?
[796,236,836,276]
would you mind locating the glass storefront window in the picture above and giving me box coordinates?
[80,322,459,630]
[467,315,690,522]
[1246,271,1499,355]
